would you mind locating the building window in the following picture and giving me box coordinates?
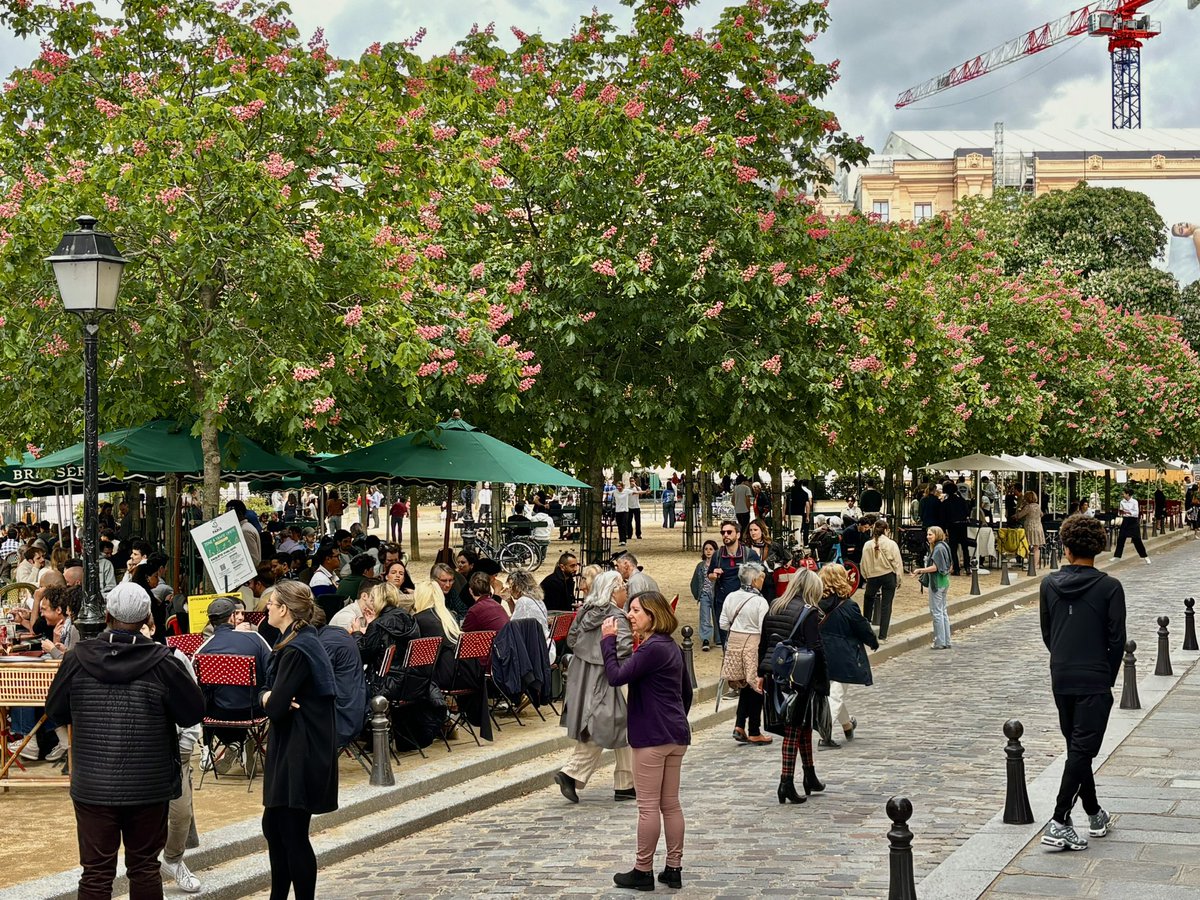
[913,202,933,223]
[871,200,890,223]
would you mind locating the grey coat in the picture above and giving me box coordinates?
[560,602,632,748]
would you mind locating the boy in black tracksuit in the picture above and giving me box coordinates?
[1038,514,1126,851]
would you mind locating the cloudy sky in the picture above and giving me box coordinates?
[1,0,1196,152]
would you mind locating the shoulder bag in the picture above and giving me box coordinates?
[768,605,817,692]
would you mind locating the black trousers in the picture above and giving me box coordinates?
[615,511,631,543]
[630,507,643,538]
[736,686,764,736]
[736,511,751,533]
[863,572,897,639]
[1114,516,1147,559]
[74,799,169,900]
[263,806,317,900]
[1053,692,1113,824]
[947,523,971,574]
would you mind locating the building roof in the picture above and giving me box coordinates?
[882,128,1200,159]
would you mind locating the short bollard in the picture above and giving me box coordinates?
[369,695,395,787]
[681,625,698,690]
[887,797,918,900]
[1155,616,1173,676]
[1183,598,1199,652]
[1026,550,1036,577]
[1002,720,1035,825]
[1049,543,1059,570]
[1120,640,1141,710]
[1141,517,1149,541]
[1000,554,1012,586]
[970,557,981,596]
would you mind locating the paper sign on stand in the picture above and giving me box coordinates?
[187,593,242,633]
[190,510,256,595]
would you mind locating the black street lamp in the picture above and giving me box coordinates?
[46,216,126,640]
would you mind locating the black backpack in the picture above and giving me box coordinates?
[769,606,816,692]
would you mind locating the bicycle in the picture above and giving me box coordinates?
[468,532,537,573]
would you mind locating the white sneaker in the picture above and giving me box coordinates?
[18,743,40,762]
[161,860,203,893]
[1144,558,1152,565]
[45,743,69,762]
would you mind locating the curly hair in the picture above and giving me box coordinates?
[1059,514,1106,560]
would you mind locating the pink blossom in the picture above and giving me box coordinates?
[721,358,736,372]
[490,174,512,189]
[301,230,323,260]
[571,82,587,102]
[415,324,446,340]
[735,135,757,148]
[229,99,266,121]
[40,334,71,358]
[637,250,653,273]
[469,262,485,279]
[623,98,645,118]
[417,361,440,377]
[343,305,363,327]
[293,365,319,382]
[487,305,513,331]
[466,373,488,385]
[473,202,494,215]
[521,364,542,377]
[762,354,782,375]
[432,126,458,141]
[303,418,317,430]
[681,68,700,84]
[732,163,758,183]
[739,435,755,451]
[591,258,617,277]
[94,98,122,119]
[156,186,186,210]
[758,210,775,232]
[322,353,336,369]
[518,377,536,392]
[515,349,536,362]
[703,301,724,319]
[455,326,473,344]
[469,66,498,92]
[443,359,460,374]
[807,228,830,240]
[742,264,760,281]
[579,311,597,322]
[423,244,447,260]
[848,355,883,373]
[563,146,580,162]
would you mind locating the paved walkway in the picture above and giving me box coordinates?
[265,542,1198,899]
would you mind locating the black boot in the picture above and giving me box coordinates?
[657,866,682,889]
[802,766,825,795]
[614,868,655,891]
[777,777,806,804]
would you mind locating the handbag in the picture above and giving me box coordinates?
[768,606,816,691]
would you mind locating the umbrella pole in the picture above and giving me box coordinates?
[443,483,454,554]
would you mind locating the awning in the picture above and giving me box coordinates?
[1125,459,1191,472]
[1070,458,1128,473]
[926,454,1040,473]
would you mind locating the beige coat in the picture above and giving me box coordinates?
[859,535,904,579]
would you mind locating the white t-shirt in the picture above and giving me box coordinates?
[530,512,554,541]
[478,488,492,506]
[614,488,632,513]
[369,490,383,510]
[628,487,642,510]
[1119,497,1139,518]
[718,589,769,634]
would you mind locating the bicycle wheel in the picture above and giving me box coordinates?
[499,541,535,572]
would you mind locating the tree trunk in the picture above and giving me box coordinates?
[409,501,421,562]
[584,463,605,565]
[200,407,222,522]
[771,464,785,544]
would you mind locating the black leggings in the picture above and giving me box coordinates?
[736,686,763,736]
[263,806,316,900]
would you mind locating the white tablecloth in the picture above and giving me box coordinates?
[970,526,997,560]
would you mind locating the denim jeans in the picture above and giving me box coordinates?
[929,584,951,648]
[697,593,714,643]
[662,502,676,528]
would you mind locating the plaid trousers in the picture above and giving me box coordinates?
[780,724,814,778]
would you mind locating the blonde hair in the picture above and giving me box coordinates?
[926,525,947,543]
[578,564,603,596]
[770,568,822,615]
[369,582,404,612]
[412,580,461,641]
[271,580,318,649]
[819,563,853,598]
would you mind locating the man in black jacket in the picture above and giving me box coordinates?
[540,551,579,612]
[45,582,205,899]
[1038,514,1126,853]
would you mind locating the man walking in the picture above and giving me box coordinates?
[707,520,760,647]
[1039,514,1125,852]
[45,583,205,898]
[731,475,753,533]
[613,479,632,547]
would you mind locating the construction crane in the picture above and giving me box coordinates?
[895,2,1198,129]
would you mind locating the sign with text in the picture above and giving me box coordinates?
[189,510,255,594]
[187,593,242,634]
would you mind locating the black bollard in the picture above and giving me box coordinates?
[1049,542,1059,570]
[1026,549,1036,577]
[1155,616,1173,676]
[1183,598,1199,652]
[369,695,395,787]
[1141,517,1149,542]
[886,797,918,900]
[970,555,981,596]
[681,625,698,690]
[1002,720,1035,825]
[1120,640,1141,710]
[1000,554,1012,587]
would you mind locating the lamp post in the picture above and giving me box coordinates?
[46,216,126,640]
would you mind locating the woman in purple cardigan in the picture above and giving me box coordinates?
[601,590,693,892]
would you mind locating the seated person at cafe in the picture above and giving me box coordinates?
[313,607,368,751]
[431,563,470,622]
[195,597,272,774]
[462,570,511,633]
[330,579,379,631]
[336,553,377,602]
[540,552,579,612]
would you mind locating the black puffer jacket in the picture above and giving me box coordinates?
[757,597,828,693]
[45,628,205,805]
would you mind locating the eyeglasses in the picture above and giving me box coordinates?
[720,529,736,535]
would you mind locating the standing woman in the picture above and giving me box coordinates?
[1015,490,1046,566]
[758,568,827,803]
[661,481,677,529]
[690,540,718,652]
[260,581,338,900]
[743,517,787,599]
[601,592,692,891]
[860,520,903,640]
[910,526,953,650]
[1113,487,1150,563]
[719,562,772,745]
[818,564,878,747]
[555,570,634,804]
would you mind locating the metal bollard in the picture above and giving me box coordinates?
[1141,518,1149,541]
[1183,598,1199,652]
[369,695,395,787]
[1000,554,1012,586]
[887,797,918,900]
[1049,542,1059,570]
[1119,640,1141,710]
[1155,616,1173,676]
[1002,720,1035,824]
[970,556,981,596]
[681,625,698,689]
[1026,550,1036,577]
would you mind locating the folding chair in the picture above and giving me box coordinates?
[389,637,450,755]
[193,654,268,792]
[546,612,575,714]
[167,633,205,659]
[242,611,267,626]
[487,620,550,727]
[344,644,398,772]
[443,630,496,747]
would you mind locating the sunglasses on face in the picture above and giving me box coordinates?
[721,529,736,535]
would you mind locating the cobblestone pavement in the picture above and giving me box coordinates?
[283,545,1197,899]
[985,662,1200,899]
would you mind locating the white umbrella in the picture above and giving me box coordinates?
[927,454,1040,473]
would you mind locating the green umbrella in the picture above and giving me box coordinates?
[320,415,588,488]
[0,452,149,494]
[32,419,311,480]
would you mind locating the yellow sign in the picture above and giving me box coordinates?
[187,593,241,633]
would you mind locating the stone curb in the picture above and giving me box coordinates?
[5,527,1188,899]
[917,653,1200,899]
